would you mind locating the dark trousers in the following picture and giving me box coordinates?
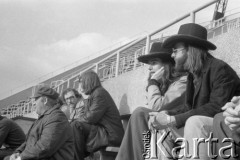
[213,113,240,160]
[70,121,92,160]
[116,107,151,160]
[0,148,14,160]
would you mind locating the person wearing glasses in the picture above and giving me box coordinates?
[146,23,240,159]
[61,88,84,121]
[116,42,187,160]
[70,71,124,160]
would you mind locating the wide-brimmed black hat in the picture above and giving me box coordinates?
[162,23,216,50]
[138,42,174,64]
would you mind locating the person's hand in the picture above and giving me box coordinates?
[10,153,20,160]
[222,96,240,131]
[151,67,164,80]
[222,96,240,110]
[147,71,152,81]
[148,111,169,130]
[223,106,240,131]
[230,96,240,105]
[148,115,155,133]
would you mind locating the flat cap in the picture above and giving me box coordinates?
[32,86,59,100]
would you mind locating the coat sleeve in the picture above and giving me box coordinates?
[78,89,108,124]
[147,85,163,111]
[0,119,10,147]
[147,76,187,111]
[175,64,240,128]
[20,112,71,159]
[15,142,26,153]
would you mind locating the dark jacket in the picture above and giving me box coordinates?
[16,106,74,160]
[78,86,124,147]
[0,116,25,149]
[169,55,240,128]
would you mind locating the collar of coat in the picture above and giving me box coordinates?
[201,54,214,74]
[38,105,60,119]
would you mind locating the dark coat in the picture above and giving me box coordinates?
[78,86,124,147]
[0,116,25,149]
[16,106,74,160]
[169,55,240,128]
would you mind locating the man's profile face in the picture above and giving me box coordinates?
[35,96,45,115]
[64,91,77,107]
[171,42,188,72]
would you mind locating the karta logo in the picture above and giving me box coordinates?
[142,130,239,159]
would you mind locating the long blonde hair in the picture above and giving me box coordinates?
[184,45,209,77]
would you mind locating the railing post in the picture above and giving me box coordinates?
[21,104,23,115]
[145,35,150,55]
[115,52,120,77]
[133,50,137,70]
[67,79,70,88]
[190,12,195,23]
[95,63,99,74]
[237,18,240,28]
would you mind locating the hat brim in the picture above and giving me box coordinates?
[162,34,216,50]
[138,52,174,64]
[31,94,41,99]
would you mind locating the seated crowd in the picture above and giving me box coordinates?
[0,23,240,160]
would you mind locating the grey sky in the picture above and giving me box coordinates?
[0,0,239,99]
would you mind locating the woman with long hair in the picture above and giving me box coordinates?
[116,42,187,160]
[71,71,124,160]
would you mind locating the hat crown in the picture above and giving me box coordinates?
[178,23,207,40]
[137,42,174,64]
[150,42,172,54]
[162,23,216,50]
[34,86,59,100]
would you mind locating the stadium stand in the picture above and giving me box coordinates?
[1,0,240,159]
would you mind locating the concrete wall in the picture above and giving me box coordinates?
[102,66,149,114]
[209,27,240,76]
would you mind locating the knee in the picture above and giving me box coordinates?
[185,116,205,130]
[184,116,213,137]
[213,112,224,125]
[131,107,149,120]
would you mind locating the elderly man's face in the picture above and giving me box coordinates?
[171,42,188,72]
[64,91,78,107]
[35,96,46,116]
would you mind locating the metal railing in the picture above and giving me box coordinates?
[0,35,144,100]
[1,0,221,119]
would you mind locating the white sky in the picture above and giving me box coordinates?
[0,0,239,99]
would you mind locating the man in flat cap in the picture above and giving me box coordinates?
[147,23,240,159]
[6,86,74,160]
